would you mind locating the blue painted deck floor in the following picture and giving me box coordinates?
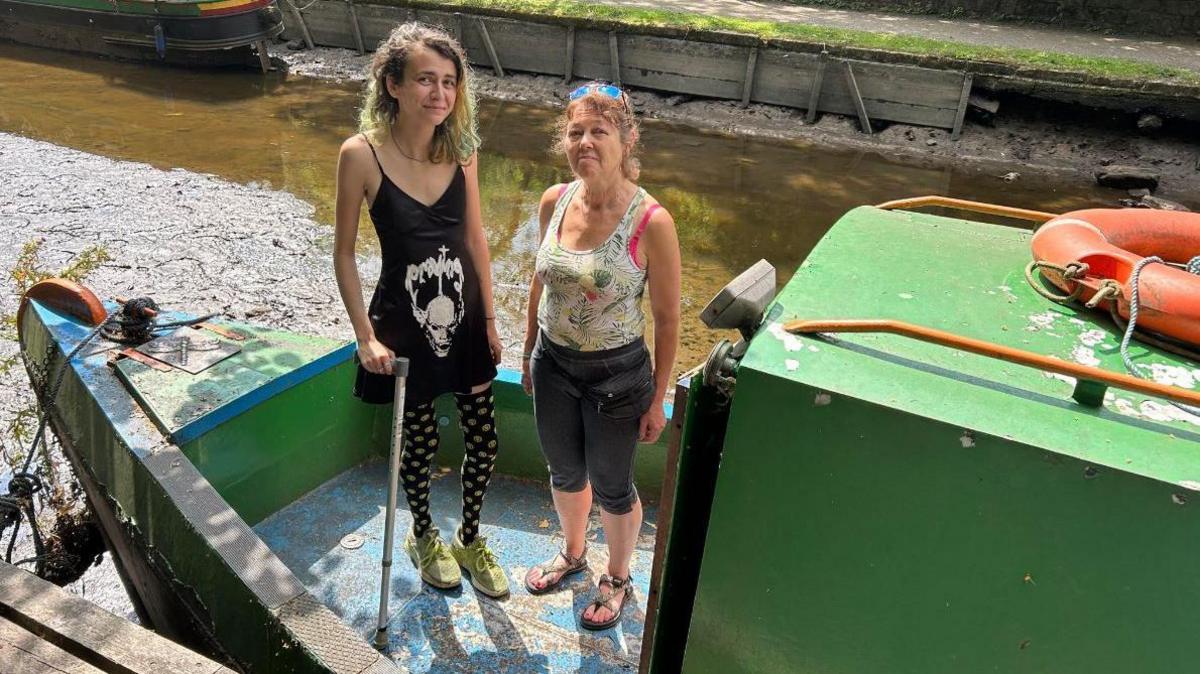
[255,460,657,673]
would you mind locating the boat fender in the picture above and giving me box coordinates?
[154,24,166,59]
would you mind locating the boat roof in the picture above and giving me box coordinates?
[743,205,1200,489]
[107,312,352,445]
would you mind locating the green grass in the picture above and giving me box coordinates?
[425,0,1200,86]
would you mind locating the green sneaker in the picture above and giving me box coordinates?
[406,528,461,589]
[451,527,510,599]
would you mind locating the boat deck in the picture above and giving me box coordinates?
[255,460,656,673]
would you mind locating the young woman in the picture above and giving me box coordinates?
[522,82,682,629]
[333,22,507,598]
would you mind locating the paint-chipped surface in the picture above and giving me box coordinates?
[255,461,655,672]
[742,207,1200,492]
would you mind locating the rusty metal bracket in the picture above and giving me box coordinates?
[193,322,246,341]
[109,347,172,372]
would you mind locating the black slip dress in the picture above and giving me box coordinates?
[353,139,496,405]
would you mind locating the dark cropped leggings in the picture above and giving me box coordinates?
[530,332,654,515]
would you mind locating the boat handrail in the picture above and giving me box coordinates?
[875,196,1057,223]
[785,318,1200,409]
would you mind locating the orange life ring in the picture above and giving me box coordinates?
[1030,208,1200,345]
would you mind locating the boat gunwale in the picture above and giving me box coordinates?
[20,299,400,674]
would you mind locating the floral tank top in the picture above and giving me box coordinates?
[536,181,653,351]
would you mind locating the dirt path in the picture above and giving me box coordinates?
[589,0,1200,70]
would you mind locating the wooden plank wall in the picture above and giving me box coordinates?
[0,562,233,674]
[283,2,972,133]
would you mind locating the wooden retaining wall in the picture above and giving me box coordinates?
[281,1,975,137]
[0,561,233,673]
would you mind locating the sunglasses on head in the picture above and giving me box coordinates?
[568,83,629,109]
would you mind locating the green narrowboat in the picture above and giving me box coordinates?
[0,0,283,67]
[18,196,1200,672]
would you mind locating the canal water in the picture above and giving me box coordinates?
[0,42,1128,374]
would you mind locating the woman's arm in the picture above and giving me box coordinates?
[333,136,394,375]
[639,204,681,443]
[462,155,501,365]
[521,184,562,394]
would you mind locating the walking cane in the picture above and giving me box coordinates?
[374,356,410,650]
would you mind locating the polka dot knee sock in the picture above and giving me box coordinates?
[455,386,500,545]
[400,401,439,538]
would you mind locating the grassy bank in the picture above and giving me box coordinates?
[425,0,1200,86]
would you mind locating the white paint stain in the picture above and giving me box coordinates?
[898,293,914,300]
[814,392,832,406]
[1044,372,1077,387]
[959,431,975,448]
[785,359,799,371]
[807,345,819,353]
[1139,401,1200,426]
[1147,363,1197,390]
[766,321,804,352]
[998,285,1018,302]
[1079,329,1107,347]
[1070,345,1101,367]
[1026,311,1058,332]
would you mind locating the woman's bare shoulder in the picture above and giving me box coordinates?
[339,133,374,163]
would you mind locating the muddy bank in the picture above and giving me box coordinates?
[273,44,1200,206]
[0,131,371,620]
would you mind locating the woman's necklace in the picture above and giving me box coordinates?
[391,131,430,163]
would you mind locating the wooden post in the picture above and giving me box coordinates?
[347,0,365,55]
[608,31,621,86]
[476,18,504,77]
[254,40,271,73]
[805,52,828,124]
[289,3,314,50]
[843,61,873,134]
[951,73,974,141]
[564,26,575,83]
[741,46,758,108]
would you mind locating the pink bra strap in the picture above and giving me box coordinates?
[629,204,660,269]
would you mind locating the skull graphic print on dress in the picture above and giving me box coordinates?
[406,245,466,357]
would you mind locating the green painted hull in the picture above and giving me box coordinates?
[18,299,670,672]
[670,206,1200,672]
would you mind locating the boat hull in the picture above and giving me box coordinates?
[17,295,674,672]
[673,206,1200,673]
[0,0,283,66]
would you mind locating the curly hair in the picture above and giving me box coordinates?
[358,22,481,165]
[553,82,641,181]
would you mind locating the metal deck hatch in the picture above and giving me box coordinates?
[112,321,354,444]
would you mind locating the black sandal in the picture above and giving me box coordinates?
[580,574,633,631]
[524,547,587,595]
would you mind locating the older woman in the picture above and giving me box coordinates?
[521,82,681,630]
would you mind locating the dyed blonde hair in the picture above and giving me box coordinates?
[554,83,641,181]
[359,22,480,165]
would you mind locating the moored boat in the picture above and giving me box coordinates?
[0,0,283,68]
[18,196,1200,672]
[16,281,672,672]
[653,197,1200,673]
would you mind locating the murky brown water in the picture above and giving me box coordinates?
[0,42,1128,373]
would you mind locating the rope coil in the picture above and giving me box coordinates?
[1024,260,1089,304]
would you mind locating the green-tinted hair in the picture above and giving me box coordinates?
[359,22,481,164]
